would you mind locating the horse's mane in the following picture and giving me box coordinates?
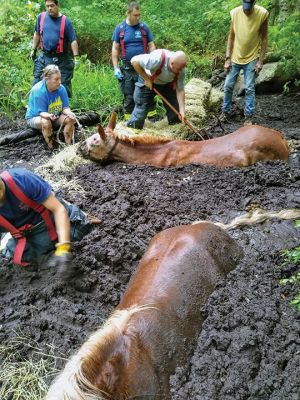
[111,131,172,146]
[46,304,155,400]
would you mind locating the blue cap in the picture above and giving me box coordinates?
[243,0,255,10]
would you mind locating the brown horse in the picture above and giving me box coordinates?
[46,222,243,400]
[78,113,289,167]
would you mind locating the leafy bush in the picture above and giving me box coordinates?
[0,0,300,113]
[280,221,300,312]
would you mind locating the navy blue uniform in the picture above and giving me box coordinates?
[33,13,77,97]
[112,21,156,116]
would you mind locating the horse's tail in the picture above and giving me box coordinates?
[193,208,300,230]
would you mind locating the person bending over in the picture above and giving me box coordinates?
[126,49,186,130]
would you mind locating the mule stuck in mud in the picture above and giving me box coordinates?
[78,112,289,167]
[46,222,243,400]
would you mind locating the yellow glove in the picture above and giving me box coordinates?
[54,242,71,256]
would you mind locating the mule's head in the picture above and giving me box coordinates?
[78,112,117,162]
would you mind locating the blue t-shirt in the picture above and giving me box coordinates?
[112,21,154,62]
[0,168,52,230]
[25,79,69,119]
[35,13,77,53]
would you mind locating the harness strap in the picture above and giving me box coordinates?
[140,24,148,54]
[0,171,58,266]
[119,21,148,60]
[0,216,32,266]
[39,12,66,54]
[150,50,166,82]
[57,15,66,53]
[150,50,178,90]
[39,11,46,51]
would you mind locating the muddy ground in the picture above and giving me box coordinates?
[0,92,299,399]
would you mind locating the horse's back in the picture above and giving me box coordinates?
[231,125,289,159]
[193,125,289,167]
[119,222,242,314]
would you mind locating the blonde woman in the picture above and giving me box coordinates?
[25,64,76,149]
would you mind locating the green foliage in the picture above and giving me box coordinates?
[0,51,32,115]
[281,246,300,265]
[279,220,300,312]
[71,56,122,113]
[290,293,300,312]
[0,0,300,113]
[269,12,300,73]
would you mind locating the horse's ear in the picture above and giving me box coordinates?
[106,112,117,133]
[98,124,107,141]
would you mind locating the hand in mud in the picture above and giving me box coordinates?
[48,252,77,281]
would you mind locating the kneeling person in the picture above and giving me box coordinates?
[26,64,76,149]
[0,168,100,278]
[127,49,186,130]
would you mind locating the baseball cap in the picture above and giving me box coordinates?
[242,0,255,10]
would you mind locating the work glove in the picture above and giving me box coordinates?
[48,242,76,280]
[30,49,37,61]
[74,55,80,70]
[114,67,124,81]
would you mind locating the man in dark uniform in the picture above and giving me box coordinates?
[112,1,157,121]
[0,168,100,277]
[30,0,79,97]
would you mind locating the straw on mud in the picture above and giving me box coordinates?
[0,334,66,400]
[36,143,92,195]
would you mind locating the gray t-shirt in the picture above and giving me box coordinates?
[131,49,185,91]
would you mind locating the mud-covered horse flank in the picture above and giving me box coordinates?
[78,112,289,167]
[46,222,243,399]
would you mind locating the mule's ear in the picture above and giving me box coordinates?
[106,112,117,133]
[98,124,106,141]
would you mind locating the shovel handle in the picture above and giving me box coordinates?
[152,87,203,139]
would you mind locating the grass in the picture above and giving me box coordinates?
[0,333,66,400]
[71,57,122,115]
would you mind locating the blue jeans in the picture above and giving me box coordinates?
[33,52,74,98]
[222,59,257,116]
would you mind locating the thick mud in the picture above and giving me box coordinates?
[0,93,299,399]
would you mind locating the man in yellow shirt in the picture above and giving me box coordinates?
[221,0,268,125]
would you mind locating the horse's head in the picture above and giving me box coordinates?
[46,306,159,400]
[78,112,117,162]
